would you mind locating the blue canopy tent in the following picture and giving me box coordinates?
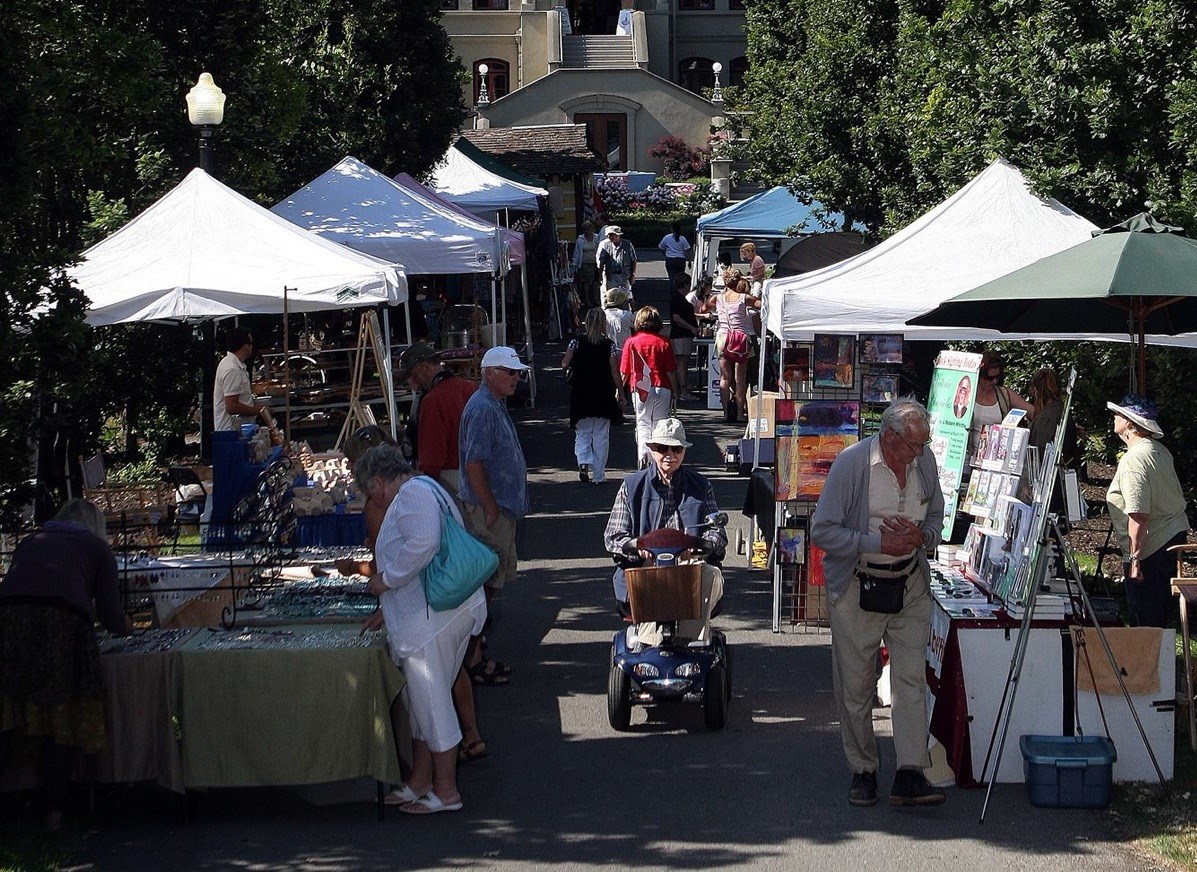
[692,186,862,283]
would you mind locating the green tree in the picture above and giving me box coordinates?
[0,0,466,525]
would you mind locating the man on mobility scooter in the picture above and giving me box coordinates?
[602,418,730,729]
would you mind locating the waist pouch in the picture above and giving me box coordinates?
[855,554,915,614]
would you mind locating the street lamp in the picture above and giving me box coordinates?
[711,61,724,104]
[477,63,491,107]
[185,72,226,174]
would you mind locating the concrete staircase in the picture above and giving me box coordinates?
[561,35,636,68]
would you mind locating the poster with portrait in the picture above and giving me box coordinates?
[812,335,856,388]
[926,350,983,533]
[859,334,903,364]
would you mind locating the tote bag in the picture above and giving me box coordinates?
[420,479,498,611]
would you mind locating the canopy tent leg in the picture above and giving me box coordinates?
[521,262,536,407]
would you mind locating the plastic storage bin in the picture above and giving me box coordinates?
[1020,735,1116,809]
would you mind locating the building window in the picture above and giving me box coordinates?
[679,57,715,95]
[679,0,716,9]
[729,56,748,88]
[474,59,510,104]
[730,0,748,10]
[472,0,509,9]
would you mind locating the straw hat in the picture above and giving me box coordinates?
[1107,394,1163,438]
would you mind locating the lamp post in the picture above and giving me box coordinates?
[185,72,226,174]
[186,72,226,462]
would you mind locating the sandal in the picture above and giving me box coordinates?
[399,791,462,815]
[383,783,422,805]
[458,739,489,763]
[466,660,511,686]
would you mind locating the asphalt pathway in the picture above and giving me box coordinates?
[67,252,1163,871]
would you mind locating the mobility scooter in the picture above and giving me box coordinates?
[607,513,731,731]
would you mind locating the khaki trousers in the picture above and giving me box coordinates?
[830,569,932,774]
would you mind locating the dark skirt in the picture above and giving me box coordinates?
[0,599,107,752]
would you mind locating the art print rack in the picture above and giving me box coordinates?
[771,334,906,632]
[975,369,1168,820]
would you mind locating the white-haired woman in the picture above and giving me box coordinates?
[354,445,487,814]
[0,498,131,829]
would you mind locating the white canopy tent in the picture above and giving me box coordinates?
[391,171,526,266]
[272,156,514,275]
[760,159,1098,342]
[429,140,547,216]
[76,168,406,327]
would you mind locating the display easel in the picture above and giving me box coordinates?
[334,310,395,450]
[977,369,1167,822]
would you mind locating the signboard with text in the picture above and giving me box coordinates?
[926,351,982,535]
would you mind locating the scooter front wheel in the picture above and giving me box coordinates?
[607,663,632,730]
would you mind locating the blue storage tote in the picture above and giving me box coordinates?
[1019,735,1116,809]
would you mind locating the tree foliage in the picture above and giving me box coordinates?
[740,0,1197,492]
[0,0,466,525]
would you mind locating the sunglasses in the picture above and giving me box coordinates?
[497,367,526,377]
[648,443,685,455]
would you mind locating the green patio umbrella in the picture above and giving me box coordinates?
[908,213,1197,390]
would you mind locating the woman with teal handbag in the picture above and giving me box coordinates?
[354,445,492,815]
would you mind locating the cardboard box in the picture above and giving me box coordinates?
[745,390,780,438]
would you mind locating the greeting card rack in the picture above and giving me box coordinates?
[771,334,906,632]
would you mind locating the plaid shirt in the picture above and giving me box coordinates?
[604,465,725,560]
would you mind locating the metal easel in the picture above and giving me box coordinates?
[978,369,1167,822]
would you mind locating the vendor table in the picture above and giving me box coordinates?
[176,626,405,790]
[120,553,258,628]
[3,626,406,798]
[926,566,1175,785]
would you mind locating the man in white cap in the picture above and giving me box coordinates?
[458,346,530,685]
[603,417,726,643]
[597,225,637,301]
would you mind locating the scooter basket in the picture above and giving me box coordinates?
[625,563,703,623]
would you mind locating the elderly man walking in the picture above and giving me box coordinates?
[458,346,530,685]
[811,397,946,808]
[597,225,637,301]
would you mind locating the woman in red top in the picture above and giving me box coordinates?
[620,306,678,467]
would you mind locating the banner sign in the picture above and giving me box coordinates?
[926,351,982,535]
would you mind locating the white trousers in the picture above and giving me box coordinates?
[574,417,611,482]
[632,386,672,465]
[399,607,477,753]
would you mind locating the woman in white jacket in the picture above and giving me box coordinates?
[355,445,488,815]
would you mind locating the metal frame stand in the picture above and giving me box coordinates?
[978,371,1168,822]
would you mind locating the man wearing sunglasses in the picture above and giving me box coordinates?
[213,326,268,433]
[811,397,946,809]
[458,346,530,685]
[603,418,726,643]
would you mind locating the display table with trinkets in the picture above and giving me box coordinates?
[1,624,407,807]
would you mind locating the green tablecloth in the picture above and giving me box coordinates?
[176,627,406,789]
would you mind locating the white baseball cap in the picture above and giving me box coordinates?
[481,346,530,371]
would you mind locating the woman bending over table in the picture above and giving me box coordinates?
[0,498,131,830]
[354,445,487,814]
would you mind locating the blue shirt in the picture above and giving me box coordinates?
[458,383,529,519]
